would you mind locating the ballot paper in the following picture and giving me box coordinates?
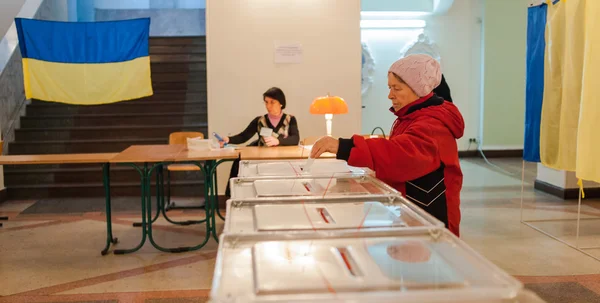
[259,127,273,137]
[302,157,315,173]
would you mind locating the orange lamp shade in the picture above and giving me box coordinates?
[309,95,348,115]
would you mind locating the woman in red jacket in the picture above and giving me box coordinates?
[311,54,465,236]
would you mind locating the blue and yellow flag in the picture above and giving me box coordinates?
[15,18,153,105]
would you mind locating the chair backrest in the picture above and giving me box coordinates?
[301,136,323,146]
[169,132,204,145]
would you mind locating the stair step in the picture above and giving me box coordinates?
[150,45,205,54]
[151,54,206,64]
[7,181,205,199]
[142,92,207,101]
[20,112,206,128]
[150,63,206,73]
[150,37,205,46]
[152,81,206,91]
[15,124,208,141]
[8,138,168,154]
[4,165,204,185]
[151,72,206,82]
[26,101,206,116]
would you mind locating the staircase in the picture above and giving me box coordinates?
[4,37,208,199]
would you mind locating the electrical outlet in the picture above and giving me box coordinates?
[469,138,477,143]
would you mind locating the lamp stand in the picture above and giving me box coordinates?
[325,114,333,137]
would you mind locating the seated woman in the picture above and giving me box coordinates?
[310,55,464,236]
[222,87,300,196]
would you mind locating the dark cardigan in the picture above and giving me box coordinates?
[228,113,300,146]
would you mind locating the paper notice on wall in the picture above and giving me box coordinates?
[274,41,303,64]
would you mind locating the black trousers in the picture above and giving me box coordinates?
[224,158,240,197]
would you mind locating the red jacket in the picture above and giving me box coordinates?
[337,93,465,236]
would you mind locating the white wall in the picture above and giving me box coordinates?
[0,0,26,38]
[362,0,433,12]
[360,0,482,150]
[360,28,424,136]
[207,0,362,193]
[425,0,482,150]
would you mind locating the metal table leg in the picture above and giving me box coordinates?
[114,163,149,255]
[132,167,161,227]
[101,163,118,255]
[206,159,236,243]
[144,162,211,253]
[213,164,225,221]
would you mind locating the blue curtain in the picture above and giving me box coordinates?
[523,4,547,162]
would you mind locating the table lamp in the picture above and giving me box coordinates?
[309,93,348,137]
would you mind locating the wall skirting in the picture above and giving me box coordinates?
[534,180,600,200]
[459,149,523,158]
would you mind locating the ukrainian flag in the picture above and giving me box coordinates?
[15,18,153,105]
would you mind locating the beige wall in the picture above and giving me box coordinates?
[206,0,362,193]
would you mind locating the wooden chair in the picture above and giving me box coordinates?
[165,132,204,210]
[301,136,323,146]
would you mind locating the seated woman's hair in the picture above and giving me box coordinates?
[263,87,287,109]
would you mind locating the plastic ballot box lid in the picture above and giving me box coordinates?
[230,175,398,200]
[238,159,374,177]
[223,195,444,235]
[210,229,523,303]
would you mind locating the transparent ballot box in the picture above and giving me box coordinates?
[238,159,374,178]
[210,229,523,303]
[223,195,444,235]
[229,175,398,200]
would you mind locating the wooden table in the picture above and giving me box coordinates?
[0,153,117,164]
[239,146,335,160]
[109,145,239,254]
[0,153,119,255]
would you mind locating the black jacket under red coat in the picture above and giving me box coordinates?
[337,93,465,236]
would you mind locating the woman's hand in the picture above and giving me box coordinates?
[219,136,230,148]
[264,136,280,147]
[310,136,339,158]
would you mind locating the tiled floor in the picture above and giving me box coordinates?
[1,158,600,303]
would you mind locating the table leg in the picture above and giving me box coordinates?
[132,168,161,227]
[205,161,219,243]
[101,163,118,256]
[114,163,148,255]
[212,165,225,221]
[206,159,236,243]
[145,162,211,253]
